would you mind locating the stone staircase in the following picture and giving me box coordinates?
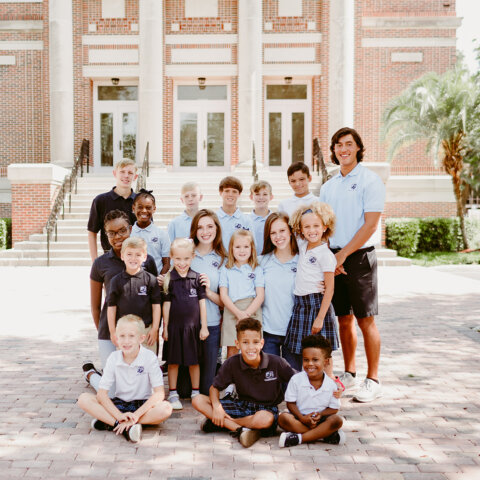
[0,165,410,266]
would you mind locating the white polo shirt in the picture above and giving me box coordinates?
[99,346,164,401]
[294,238,336,296]
[319,163,385,249]
[285,371,340,414]
[277,192,318,217]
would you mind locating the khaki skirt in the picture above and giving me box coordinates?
[221,297,262,347]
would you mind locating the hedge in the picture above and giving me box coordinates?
[0,218,12,250]
[385,217,480,257]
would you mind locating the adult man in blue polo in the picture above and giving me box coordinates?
[320,127,385,402]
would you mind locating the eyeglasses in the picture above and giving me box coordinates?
[105,227,129,238]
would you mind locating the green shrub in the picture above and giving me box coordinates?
[465,217,480,250]
[0,218,12,250]
[385,218,420,257]
[417,217,461,252]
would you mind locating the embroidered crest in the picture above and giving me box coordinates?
[138,285,147,295]
[137,366,144,374]
[350,183,357,191]
[248,273,256,280]
[308,256,317,264]
[291,267,297,273]
[265,370,277,381]
[242,226,250,231]
[189,288,198,297]
[235,223,242,229]
[212,261,219,268]
[151,236,158,243]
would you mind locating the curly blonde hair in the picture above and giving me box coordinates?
[289,202,336,242]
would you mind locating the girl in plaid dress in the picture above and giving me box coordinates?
[283,203,339,378]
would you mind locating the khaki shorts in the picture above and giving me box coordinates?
[221,297,262,347]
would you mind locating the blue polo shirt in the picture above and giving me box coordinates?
[216,208,253,250]
[260,252,298,336]
[219,264,265,303]
[167,211,193,241]
[132,222,170,272]
[319,163,385,249]
[191,250,223,327]
[249,210,271,254]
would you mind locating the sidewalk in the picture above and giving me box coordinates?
[1,266,479,480]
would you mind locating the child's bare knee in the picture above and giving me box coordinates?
[77,392,92,409]
[252,411,274,429]
[191,393,206,411]
[330,414,343,430]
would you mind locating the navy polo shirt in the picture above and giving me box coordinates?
[87,187,137,251]
[90,250,158,340]
[213,352,296,406]
[107,269,162,328]
[163,269,207,315]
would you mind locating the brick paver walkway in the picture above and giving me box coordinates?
[1,266,479,480]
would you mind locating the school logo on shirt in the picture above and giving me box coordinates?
[248,273,256,280]
[350,183,357,191]
[265,370,277,382]
[242,226,250,231]
[137,366,144,374]
[151,237,159,243]
[308,256,317,264]
[212,261,220,268]
[138,286,147,295]
[291,267,297,273]
[235,223,242,229]
[189,288,198,297]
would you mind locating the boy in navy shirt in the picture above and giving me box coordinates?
[108,237,162,353]
[78,315,172,443]
[192,318,295,448]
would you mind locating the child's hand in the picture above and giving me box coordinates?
[235,310,249,321]
[146,328,158,346]
[157,274,165,287]
[199,327,209,341]
[199,273,210,290]
[110,332,118,347]
[311,319,324,335]
[162,329,168,341]
[212,404,231,427]
[300,413,319,428]
[316,281,325,294]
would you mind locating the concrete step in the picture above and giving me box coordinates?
[377,256,411,266]
[0,257,91,266]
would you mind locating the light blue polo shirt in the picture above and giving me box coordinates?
[216,208,254,250]
[260,252,298,336]
[319,163,385,249]
[191,250,223,327]
[131,222,170,272]
[219,264,265,303]
[167,211,193,241]
[249,210,271,254]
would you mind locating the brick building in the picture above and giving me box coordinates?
[0,0,460,240]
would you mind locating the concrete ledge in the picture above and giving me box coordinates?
[8,164,69,186]
[386,175,456,202]
[0,20,43,31]
[362,16,462,29]
[0,177,11,203]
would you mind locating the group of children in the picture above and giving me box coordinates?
[79,158,346,448]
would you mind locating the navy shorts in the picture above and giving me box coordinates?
[220,398,279,435]
[331,246,378,318]
[113,397,147,413]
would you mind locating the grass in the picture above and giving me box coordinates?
[410,251,480,266]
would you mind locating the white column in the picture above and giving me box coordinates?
[238,0,262,166]
[139,0,164,168]
[328,0,355,136]
[49,0,74,167]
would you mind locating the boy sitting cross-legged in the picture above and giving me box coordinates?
[192,318,296,448]
[278,334,346,448]
[77,315,172,443]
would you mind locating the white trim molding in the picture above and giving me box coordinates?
[83,65,140,78]
[88,48,139,64]
[0,41,43,50]
[362,16,462,29]
[0,55,15,65]
[8,164,69,186]
[0,0,42,3]
[165,34,238,45]
[82,35,139,46]
[165,64,237,77]
[171,47,231,64]
[391,51,423,63]
[264,47,316,63]
[0,20,43,31]
[262,63,321,76]
[362,37,456,48]
[263,32,322,44]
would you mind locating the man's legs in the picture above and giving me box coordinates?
[357,316,380,380]
[338,314,357,374]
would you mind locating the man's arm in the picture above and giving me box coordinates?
[334,211,381,275]
[90,279,103,330]
[88,231,99,262]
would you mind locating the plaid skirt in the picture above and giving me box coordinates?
[284,293,339,355]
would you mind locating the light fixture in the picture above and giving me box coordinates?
[198,77,206,90]
[111,77,120,86]
[284,76,293,85]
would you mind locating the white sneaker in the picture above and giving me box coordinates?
[168,394,183,410]
[353,378,382,402]
[337,372,358,389]
[127,424,142,443]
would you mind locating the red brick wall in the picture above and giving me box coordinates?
[354,0,456,174]
[385,201,457,218]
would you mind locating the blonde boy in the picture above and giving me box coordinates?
[107,237,162,353]
[167,182,203,241]
[88,158,138,262]
[249,181,273,253]
[78,315,172,443]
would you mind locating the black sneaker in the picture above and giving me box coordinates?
[322,429,346,445]
[279,432,300,448]
[91,419,114,431]
[201,418,227,433]
[82,362,101,382]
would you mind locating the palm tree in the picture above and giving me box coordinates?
[381,67,480,249]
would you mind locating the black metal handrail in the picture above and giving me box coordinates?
[313,137,329,185]
[136,142,150,192]
[46,139,89,265]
